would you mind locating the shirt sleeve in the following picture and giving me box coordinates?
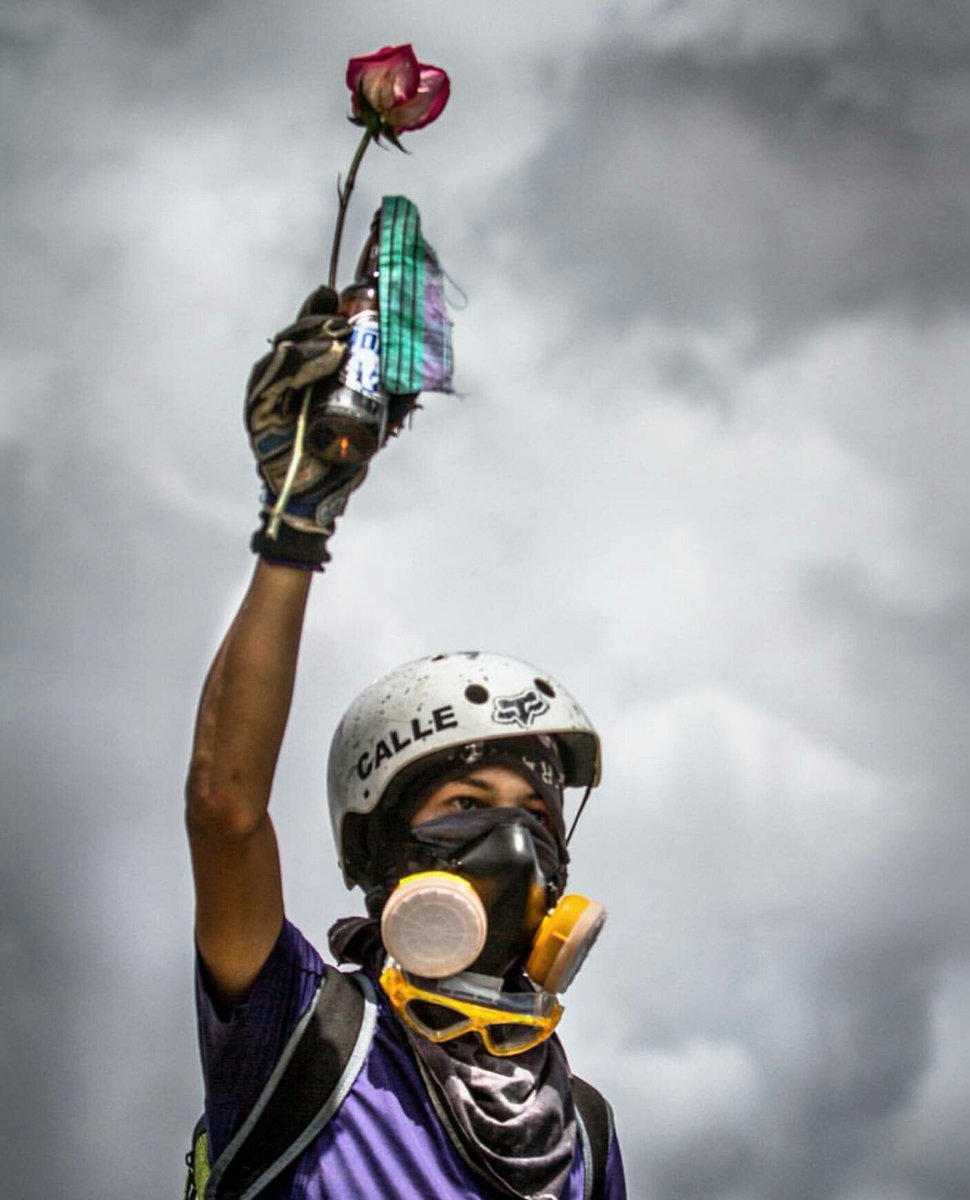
[195,919,326,1161]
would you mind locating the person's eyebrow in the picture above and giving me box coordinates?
[448,775,542,799]
[446,776,493,792]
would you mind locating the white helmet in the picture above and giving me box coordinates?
[327,651,601,888]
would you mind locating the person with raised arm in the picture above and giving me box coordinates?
[184,276,627,1199]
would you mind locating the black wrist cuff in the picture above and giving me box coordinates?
[250,516,332,571]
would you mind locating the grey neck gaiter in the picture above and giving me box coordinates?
[405,1024,576,1200]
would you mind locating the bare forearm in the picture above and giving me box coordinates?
[186,560,313,835]
[186,282,355,997]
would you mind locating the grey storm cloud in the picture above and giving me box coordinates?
[595,778,970,1200]
[4,3,970,1199]
[76,0,222,42]
[493,13,970,346]
[802,565,970,776]
[2,433,223,1190]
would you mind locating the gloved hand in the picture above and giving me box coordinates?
[245,285,365,570]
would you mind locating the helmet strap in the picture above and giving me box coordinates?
[565,784,593,846]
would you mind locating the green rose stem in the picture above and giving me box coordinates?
[267,129,374,540]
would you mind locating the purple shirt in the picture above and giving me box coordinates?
[196,921,627,1199]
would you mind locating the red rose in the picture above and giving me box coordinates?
[347,44,450,138]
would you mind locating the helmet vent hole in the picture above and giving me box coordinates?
[464,684,489,704]
[535,678,556,698]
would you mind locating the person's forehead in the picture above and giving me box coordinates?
[432,763,543,794]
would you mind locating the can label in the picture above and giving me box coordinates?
[339,311,383,401]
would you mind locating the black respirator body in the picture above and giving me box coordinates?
[381,808,605,994]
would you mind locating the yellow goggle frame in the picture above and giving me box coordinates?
[380,964,563,1057]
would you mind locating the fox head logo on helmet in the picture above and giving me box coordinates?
[492,688,550,729]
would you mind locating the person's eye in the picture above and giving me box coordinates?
[447,793,481,812]
[524,803,552,829]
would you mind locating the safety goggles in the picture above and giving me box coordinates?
[380,964,563,1056]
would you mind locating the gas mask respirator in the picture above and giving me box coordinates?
[378,808,606,1056]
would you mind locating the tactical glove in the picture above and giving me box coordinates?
[245,286,364,570]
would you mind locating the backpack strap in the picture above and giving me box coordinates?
[203,968,377,1200]
[572,1075,614,1200]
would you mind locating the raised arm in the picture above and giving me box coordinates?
[185,561,311,1001]
[184,284,377,1002]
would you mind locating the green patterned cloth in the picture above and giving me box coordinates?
[378,195,454,395]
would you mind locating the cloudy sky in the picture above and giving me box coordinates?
[4,1,970,1196]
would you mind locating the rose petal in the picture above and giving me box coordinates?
[346,43,415,94]
[346,44,419,118]
[385,64,451,132]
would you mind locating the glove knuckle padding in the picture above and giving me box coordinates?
[246,332,348,444]
[287,341,347,391]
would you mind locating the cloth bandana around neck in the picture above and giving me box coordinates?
[407,1024,577,1200]
[378,195,454,395]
